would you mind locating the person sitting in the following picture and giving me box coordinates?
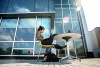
[36,26,66,49]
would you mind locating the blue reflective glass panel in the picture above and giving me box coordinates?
[35,0,48,12]
[69,0,75,5]
[55,5,61,8]
[55,23,63,34]
[14,42,34,48]
[62,5,69,8]
[0,42,12,55]
[55,9,62,18]
[62,0,68,4]
[13,49,33,55]
[18,18,36,28]
[70,9,78,18]
[55,0,61,4]
[74,39,85,56]
[1,18,17,28]
[34,42,45,55]
[49,0,55,11]
[71,20,81,33]
[7,0,35,13]
[63,9,70,18]
[70,5,76,8]
[64,23,72,33]
[0,0,8,13]
[15,28,34,41]
[0,28,15,41]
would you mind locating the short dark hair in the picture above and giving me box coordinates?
[38,26,45,31]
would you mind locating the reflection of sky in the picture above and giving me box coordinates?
[18,18,36,28]
[35,0,48,11]
[0,28,15,41]
[1,19,17,28]
[0,0,54,13]
[15,28,34,41]
[14,42,34,48]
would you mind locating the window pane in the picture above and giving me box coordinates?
[55,5,61,8]
[70,9,78,18]
[34,42,46,55]
[13,49,33,55]
[55,0,61,4]
[55,9,62,18]
[15,18,35,41]
[62,0,68,4]
[35,0,48,12]
[0,42,12,55]
[0,0,8,13]
[64,23,72,32]
[70,5,76,8]
[74,39,85,56]
[14,42,34,48]
[15,28,34,41]
[1,18,17,28]
[49,0,55,11]
[62,5,69,8]
[63,9,70,18]
[55,23,63,34]
[18,18,36,28]
[0,28,15,41]
[69,0,75,5]
[7,0,35,13]
[71,20,81,33]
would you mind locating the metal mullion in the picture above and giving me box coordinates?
[13,48,33,50]
[69,0,78,57]
[11,17,19,55]
[12,41,34,42]
[33,16,37,56]
[0,41,14,42]
[0,17,2,26]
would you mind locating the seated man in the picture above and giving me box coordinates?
[36,26,66,49]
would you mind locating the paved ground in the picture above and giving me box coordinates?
[0,58,100,67]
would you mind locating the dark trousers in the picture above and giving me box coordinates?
[41,34,65,49]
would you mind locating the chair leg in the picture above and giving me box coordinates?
[36,47,42,62]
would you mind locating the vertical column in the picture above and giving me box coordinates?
[11,17,19,55]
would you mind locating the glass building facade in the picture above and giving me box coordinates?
[0,0,86,57]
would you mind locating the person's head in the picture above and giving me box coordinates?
[38,26,45,33]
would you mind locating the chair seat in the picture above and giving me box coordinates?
[41,45,54,48]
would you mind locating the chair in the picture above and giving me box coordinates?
[36,41,54,62]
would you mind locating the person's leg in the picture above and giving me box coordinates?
[41,38,53,45]
[53,44,66,49]
[41,34,58,45]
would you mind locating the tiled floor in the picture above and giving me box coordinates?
[0,58,100,67]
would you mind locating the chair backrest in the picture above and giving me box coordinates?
[38,41,42,48]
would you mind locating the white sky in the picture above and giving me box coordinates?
[81,0,100,31]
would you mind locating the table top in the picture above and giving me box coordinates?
[54,33,81,42]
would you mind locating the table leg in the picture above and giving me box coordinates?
[60,41,81,62]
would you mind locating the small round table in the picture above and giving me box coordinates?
[54,33,81,61]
